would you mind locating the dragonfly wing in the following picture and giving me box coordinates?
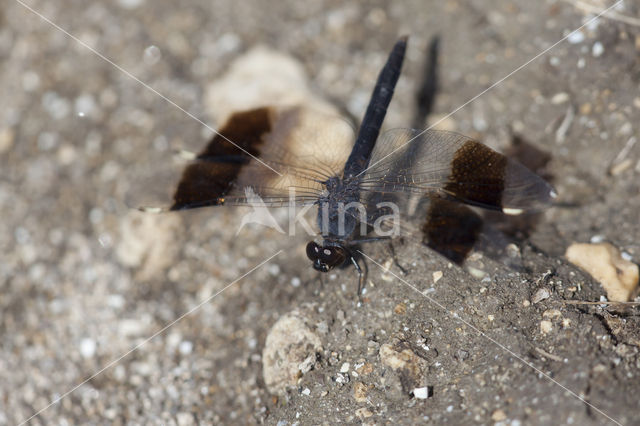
[164,105,355,210]
[360,128,556,214]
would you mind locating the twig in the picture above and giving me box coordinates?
[566,0,640,27]
[535,347,566,362]
[562,300,640,306]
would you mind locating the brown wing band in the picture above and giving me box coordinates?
[170,108,273,210]
[443,140,507,211]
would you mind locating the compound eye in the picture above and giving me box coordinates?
[306,241,322,261]
[306,242,347,271]
[321,247,347,267]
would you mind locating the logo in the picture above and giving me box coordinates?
[236,187,402,238]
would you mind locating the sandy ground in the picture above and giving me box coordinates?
[2,0,640,424]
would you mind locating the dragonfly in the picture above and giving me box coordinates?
[141,36,556,293]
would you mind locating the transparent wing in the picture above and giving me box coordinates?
[351,127,556,268]
[139,105,355,211]
[359,128,556,214]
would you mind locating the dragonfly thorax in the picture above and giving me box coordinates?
[317,176,362,240]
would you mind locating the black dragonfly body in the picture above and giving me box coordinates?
[145,37,556,292]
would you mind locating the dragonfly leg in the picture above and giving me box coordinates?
[350,235,392,244]
[349,255,367,298]
[352,235,407,275]
[317,270,325,292]
[387,240,408,275]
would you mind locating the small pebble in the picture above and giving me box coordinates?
[335,373,349,384]
[42,92,70,120]
[22,71,40,91]
[467,266,485,279]
[568,30,585,44]
[532,288,551,304]
[540,320,553,334]
[355,408,373,419]
[176,412,195,426]
[179,340,193,355]
[143,45,162,65]
[551,92,569,104]
[394,303,406,315]
[0,128,14,153]
[268,263,281,276]
[412,387,431,399]
[356,363,373,375]
[432,271,443,283]
[117,0,144,9]
[75,94,97,118]
[492,409,507,422]
[353,382,368,403]
[543,309,562,319]
[340,362,350,373]
[57,144,77,165]
[592,42,604,57]
[80,338,96,358]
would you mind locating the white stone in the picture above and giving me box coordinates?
[567,31,585,44]
[80,338,96,358]
[592,42,604,57]
[413,387,431,399]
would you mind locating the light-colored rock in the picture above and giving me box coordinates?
[115,211,182,280]
[353,382,369,403]
[203,48,356,204]
[79,338,96,358]
[542,309,562,319]
[206,47,339,124]
[176,412,195,426]
[356,362,374,375]
[492,409,507,422]
[379,343,428,394]
[262,311,323,394]
[412,386,431,399]
[0,127,14,153]
[531,287,551,304]
[540,320,553,334]
[355,408,373,419]
[592,41,604,57]
[565,242,639,302]
[550,92,570,104]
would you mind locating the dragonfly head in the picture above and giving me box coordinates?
[306,241,348,272]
